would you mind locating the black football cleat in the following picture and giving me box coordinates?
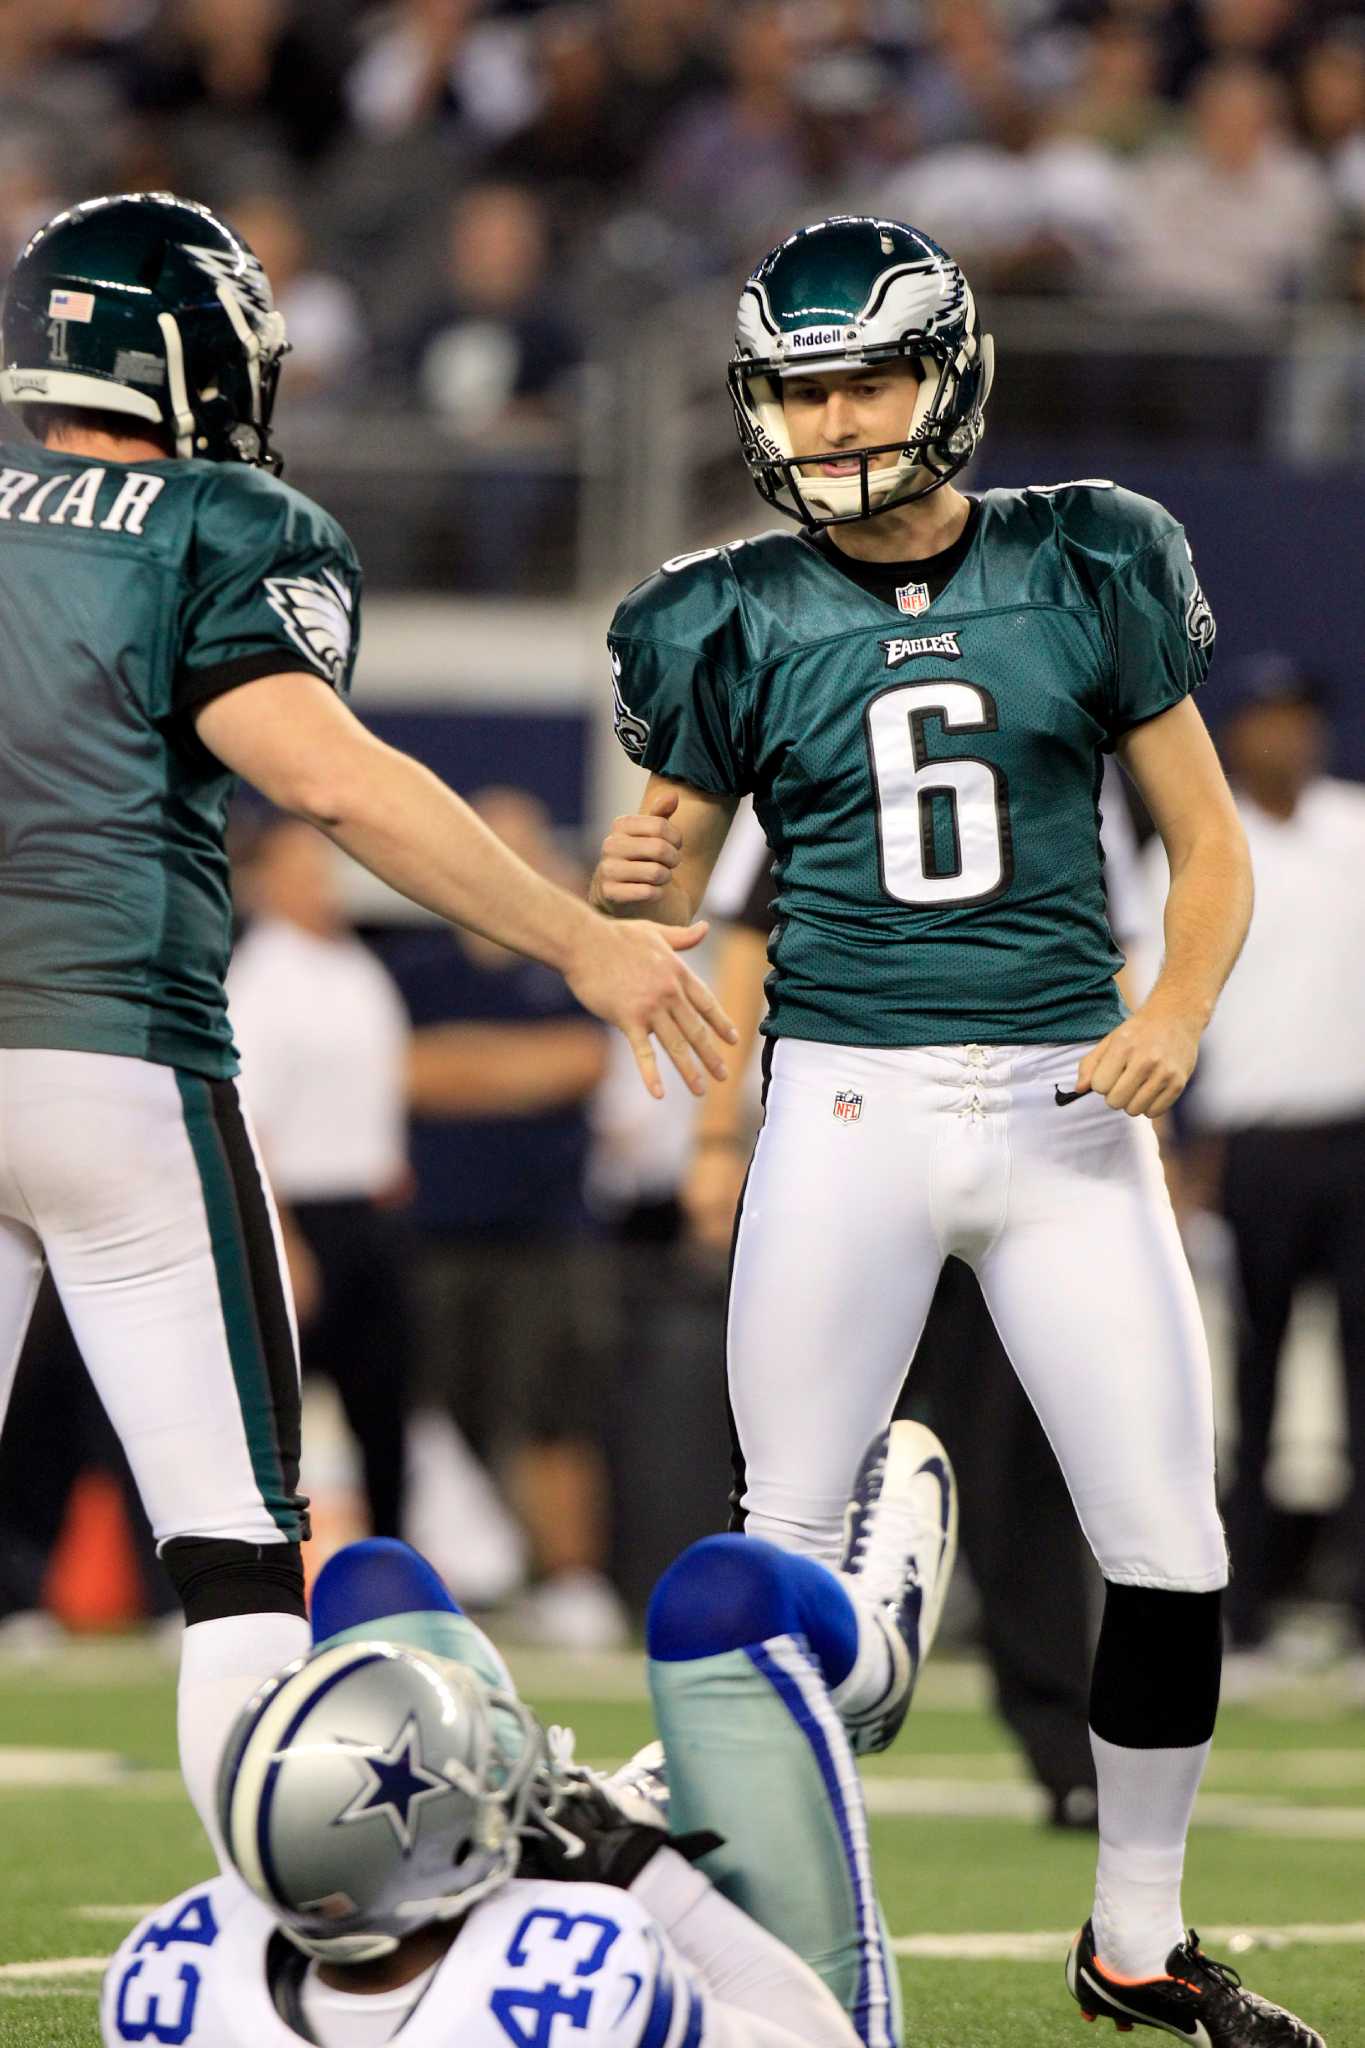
[1067,1921,1325,2046]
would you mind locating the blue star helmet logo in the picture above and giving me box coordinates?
[333,1714,452,1853]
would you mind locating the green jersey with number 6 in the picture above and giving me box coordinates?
[608,482,1214,1046]
[0,442,361,1078]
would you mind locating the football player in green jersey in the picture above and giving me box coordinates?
[591,218,1323,2047]
[0,192,732,1871]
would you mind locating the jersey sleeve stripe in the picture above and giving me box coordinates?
[175,646,323,714]
[677,1982,705,2048]
[635,1956,677,2048]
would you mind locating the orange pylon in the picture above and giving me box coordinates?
[44,1467,145,1630]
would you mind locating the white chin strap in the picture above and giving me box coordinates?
[754,362,943,521]
[156,312,197,456]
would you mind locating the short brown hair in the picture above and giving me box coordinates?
[30,404,174,456]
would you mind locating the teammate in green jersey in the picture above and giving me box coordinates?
[0,192,732,1870]
[591,218,1324,2047]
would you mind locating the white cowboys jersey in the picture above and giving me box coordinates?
[101,1874,706,2048]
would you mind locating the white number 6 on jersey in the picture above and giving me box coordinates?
[865,680,1013,907]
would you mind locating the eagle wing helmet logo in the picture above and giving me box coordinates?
[183,240,278,332]
[265,568,355,685]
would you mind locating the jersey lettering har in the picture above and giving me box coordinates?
[0,462,165,532]
[608,483,1213,1048]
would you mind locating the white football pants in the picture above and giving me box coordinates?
[0,1049,305,1547]
[729,1039,1226,1592]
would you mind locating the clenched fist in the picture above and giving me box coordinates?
[590,787,686,914]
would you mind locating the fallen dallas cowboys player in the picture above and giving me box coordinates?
[101,1421,956,2048]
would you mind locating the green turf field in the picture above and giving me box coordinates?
[1,1640,1362,2046]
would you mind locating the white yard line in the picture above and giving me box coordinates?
[0,1987,100,1999]
[0,1958,107,1980]
[862,1749,1365,1788]
[0,1748,181,1793]
[5,1640,1363,1717]
[892,1922,1365,1962]
[0,1748,134,1785]
[861,1777,1365,1836]
[9,1918,1365,1997]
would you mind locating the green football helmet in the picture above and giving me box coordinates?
[0,191,289,472]
[728,215,995,527]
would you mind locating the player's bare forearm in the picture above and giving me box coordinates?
[1119,695,1252,1032]
[196,674,737,1099]
[407,1020,608,1116]
[1075,825,1249,1118]
[1145,819,1252,1030]
[1080,700,1252,1116]
[321,748,590,963]
[199,675,592,966]
[590,869,697,925]
[313,748,732,1095]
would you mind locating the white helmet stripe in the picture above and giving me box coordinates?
[223,1643,394,1905]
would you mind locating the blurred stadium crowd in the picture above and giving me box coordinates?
[3,0,1365,434]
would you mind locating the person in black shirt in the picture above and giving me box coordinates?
[385,789,628,1651]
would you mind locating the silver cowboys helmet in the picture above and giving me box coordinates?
[728,214,995,527]
[217,1641,549,1962]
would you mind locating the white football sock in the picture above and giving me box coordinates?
[827,1573,896,1720]
[1090,1731,1210,1978]
[178,1612,310,1868]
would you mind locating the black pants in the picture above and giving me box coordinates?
[293,1200,414,1541]
[1221,1117,1365,1646]
[0,1276,173,1618]
[896,1256,1098,1804]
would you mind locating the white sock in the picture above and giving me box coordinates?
[1090,1730,1210,1978]
[178,1612,310,1868]
[827,1573,896,1720]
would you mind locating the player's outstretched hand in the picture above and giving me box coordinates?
[564,913,737,1099]
[591,787,684,911]
[1072,1002,1201,1118]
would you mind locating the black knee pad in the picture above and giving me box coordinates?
[161,1537,306,1627]
[1090,1582,1222,1750]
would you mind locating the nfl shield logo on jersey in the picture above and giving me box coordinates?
[895,581,930,617]
[833,1089,863,1122]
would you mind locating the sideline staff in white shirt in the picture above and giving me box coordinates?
[1149,656,1365,1661]
[229,818,414,1538]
